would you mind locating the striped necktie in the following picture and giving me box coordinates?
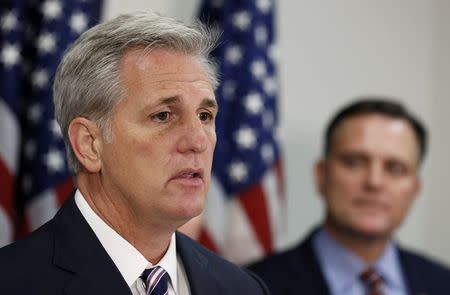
[141,266,169,295]
[360,267,384,295]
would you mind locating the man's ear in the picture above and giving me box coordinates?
[68,117,102,173]
[314,159,326,198]
[411,177,421,202]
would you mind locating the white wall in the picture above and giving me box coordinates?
[427,0,450,262]
[104,0,450,265]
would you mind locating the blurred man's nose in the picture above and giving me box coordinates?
[364,161,384,191]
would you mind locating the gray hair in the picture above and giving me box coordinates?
[53,11,219,173]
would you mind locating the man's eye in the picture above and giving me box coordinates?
[386,161,407,176]
[341,155,366,169]
[152,111,171,122]
[198,111,213,122]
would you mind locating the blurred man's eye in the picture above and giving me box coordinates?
[340,154,366,168]
[386,161,407,176]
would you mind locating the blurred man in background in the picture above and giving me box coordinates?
[249,98,450,294]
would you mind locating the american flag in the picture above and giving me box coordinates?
[0,0,101,246]
[198,0,285,265]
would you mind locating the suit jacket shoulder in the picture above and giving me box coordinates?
[248,229,450,295]
[399,246,450,295]
[0,196,130,295]
[0,218,65,293]
[248,230,330,295]
[0,195,269,295]
[176,232,270,295]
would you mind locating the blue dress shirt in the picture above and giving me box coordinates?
[312,228,408,295]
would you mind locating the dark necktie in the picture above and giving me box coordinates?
[360,267,384,295]
[141,266,169,295]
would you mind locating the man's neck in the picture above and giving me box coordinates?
[324,223,389,264]
[77,173,176,264]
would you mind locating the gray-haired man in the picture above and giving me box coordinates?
[0,11,269,295]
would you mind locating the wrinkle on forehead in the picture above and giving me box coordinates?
[120,47,212,89]
[125,47,200,73]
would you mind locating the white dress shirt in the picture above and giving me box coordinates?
[75,190,191,295]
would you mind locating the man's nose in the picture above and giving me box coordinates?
[365,162,384,191]
[177,116,208,153]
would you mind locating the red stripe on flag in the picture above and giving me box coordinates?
[274,159,285,199]
[239,184,273,254]
[0,159,14,216]
[198,228,220,254]
[55,177,75,206]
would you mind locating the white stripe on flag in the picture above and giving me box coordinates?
[0,99,20,173]
[262,168,285,250]
[26,189,59,230]
[221,197,264,265]
[0,207,13,247]
[203,176,228,247]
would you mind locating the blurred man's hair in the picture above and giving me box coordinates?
[323,97,427,163]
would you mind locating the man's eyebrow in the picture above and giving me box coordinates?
[201,98,218,110]
[156,96,218,111]
[159,96,181,105]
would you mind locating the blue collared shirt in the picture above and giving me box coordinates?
[312,228,408,295]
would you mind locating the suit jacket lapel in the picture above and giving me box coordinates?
[399,248,427,295]
[51,195,131,295]
[176,232,221,295]
[286,229,331,295]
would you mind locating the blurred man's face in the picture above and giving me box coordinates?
[315,114,420,240]
[99,48,217,227]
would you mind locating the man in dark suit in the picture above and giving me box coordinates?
[0,11,269,295]
[249,99,450,295]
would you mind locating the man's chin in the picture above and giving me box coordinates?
[330,218,390,241]
[351,223,391,241]
[172,204,204,222]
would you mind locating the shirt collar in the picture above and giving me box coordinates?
[313,227,407,292]
[313,228,365,293]
[374,242,406,290]
[75,190,179,292]
[151,234,179,292]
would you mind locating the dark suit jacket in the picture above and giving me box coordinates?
[248,229,450,295]
[0,196,269,295]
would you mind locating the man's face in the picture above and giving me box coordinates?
[99,48,217,227]
[316,114,420,240]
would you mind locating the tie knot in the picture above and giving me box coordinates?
[360,267,384,295]
[141,266,169,295]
